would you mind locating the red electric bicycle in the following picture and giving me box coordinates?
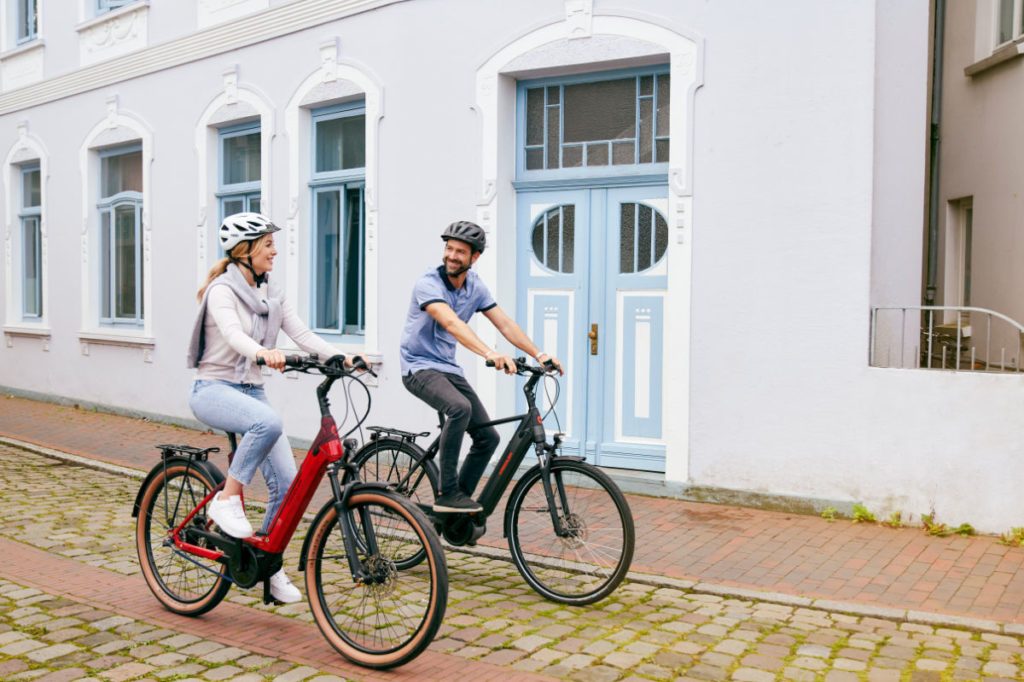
[132,355,447,669]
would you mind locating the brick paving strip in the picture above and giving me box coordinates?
[0,538,549,682]
[4,393,1024,626]
[1,446,1023,679]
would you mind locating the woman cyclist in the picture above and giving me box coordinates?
[186,211,350,603]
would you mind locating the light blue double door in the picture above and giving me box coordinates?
[517,186,669,472]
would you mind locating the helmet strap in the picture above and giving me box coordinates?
[233,256,267,286]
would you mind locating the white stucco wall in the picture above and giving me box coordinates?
[2,0,1021,532]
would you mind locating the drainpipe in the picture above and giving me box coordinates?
[924,0,946,305]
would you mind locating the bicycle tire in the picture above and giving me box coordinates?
[351,438,438,569]
[136,462,231,616]
[305,489,448,669]
[505,458,635,605]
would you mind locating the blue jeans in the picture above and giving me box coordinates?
[189,380,296,533]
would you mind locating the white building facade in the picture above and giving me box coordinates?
[3,0,1021,532]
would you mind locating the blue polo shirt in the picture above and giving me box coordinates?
[400,266,497,376]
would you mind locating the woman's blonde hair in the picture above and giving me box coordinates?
[195,235,271,301]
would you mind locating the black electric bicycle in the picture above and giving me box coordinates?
[349,357,634,605]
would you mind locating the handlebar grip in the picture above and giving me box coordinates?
[485,359,496,368]
[256,356,265,366]
[285,354,304,368]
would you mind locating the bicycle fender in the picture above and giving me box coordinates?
[131,456,225,518]
[501,455,583,537]
[297,482,394,570]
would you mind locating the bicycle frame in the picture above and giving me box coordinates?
[168,366,380,581]
[407,363,573,536]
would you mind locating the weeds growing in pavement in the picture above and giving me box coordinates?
[881,511,903,528]
[820,506,838,522]
[999,527,1024,546]
[851,503,876,524]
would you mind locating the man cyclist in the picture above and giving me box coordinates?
[400,221,563,513]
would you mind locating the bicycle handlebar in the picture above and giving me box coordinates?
[485,356,557,376]
[255,353,376,378]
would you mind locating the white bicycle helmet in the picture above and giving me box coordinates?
[219,212,280,252]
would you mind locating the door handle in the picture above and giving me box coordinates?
[588,323,598,355]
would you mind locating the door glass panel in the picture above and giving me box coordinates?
[563,78,635,144]
[530,205,575,274]
[620,202,668,274]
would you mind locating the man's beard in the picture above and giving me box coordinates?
[444,258,470,277]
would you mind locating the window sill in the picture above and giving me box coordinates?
[4,325,51,350]
[78,330,155,362]
[0,39,44,61]
[75,1,150,34]
[965,37,1024,76]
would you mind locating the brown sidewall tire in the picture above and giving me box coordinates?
[135,464,231,616]
[304,490,447,669]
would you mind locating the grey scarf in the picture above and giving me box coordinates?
[186,263,284,381]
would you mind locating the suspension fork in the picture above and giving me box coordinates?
[326,465,375,583]
[536,441,571,537]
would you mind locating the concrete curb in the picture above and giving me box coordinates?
[2,434,1019,638]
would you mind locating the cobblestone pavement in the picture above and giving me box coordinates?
[2,446,1024,681]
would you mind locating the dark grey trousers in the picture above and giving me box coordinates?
[403,369,500,496]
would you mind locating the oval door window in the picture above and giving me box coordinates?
[620,202,668,273]
[531,204,575,273]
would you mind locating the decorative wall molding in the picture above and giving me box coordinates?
[283,38,384,356]
[198,0,270,29]
[4,325,51,351]
[3,121,49,329]
[77,2,149,67]
[78,97,154,341]
[0,41,45,92]
[78,331,155,362]
[565,0,593,39]
[0,0,407,116]
[193,70,276,281]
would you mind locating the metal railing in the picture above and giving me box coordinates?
[870,306,1024,372]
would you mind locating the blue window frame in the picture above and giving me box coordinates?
[97,0,134,13]
[310,102,366,337]
[19,164,41,318]
[517,67,670,181]
[17,0,37,44]
[218,122,261,221]
[98,145,143,326]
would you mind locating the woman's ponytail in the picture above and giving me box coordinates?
[196,257,231,302]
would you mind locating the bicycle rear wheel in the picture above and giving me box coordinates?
[505,458,634,605]
[135,462,231,616]
[305,489,447,669]
[351,438,438,569]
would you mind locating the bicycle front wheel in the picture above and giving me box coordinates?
[305,489,447,669]
[505,459,635,605]
[135,462,231,616]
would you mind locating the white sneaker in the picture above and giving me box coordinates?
[269,569,302,603]
[207,492,253,539]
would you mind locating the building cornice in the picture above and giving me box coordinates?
[0,0,406,116]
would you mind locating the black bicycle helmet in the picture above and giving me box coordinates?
[441,220,486,253]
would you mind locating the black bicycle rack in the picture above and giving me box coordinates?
[155,443,220,461]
